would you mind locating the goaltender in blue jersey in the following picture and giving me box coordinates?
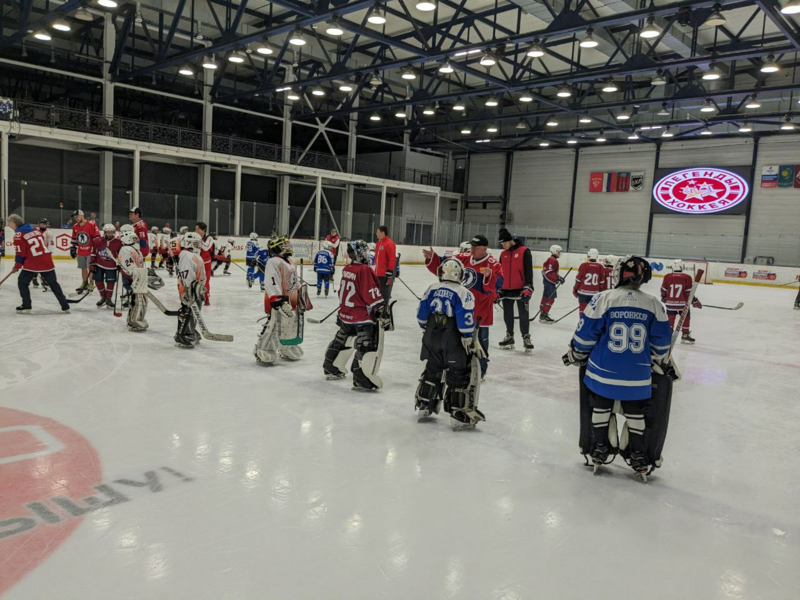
[563,255,674,481]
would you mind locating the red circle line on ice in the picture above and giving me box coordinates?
[653,168,749,214]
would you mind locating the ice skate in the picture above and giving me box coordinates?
[105,298,115,308]
[260,284,265,292]
[628,451,649,484]
[16,305,32,314]
[450,416,477,431]
[499,332,515,350]
[247,277,253,289]
[795,303,800,310]
[539,313,555,324]
[325,371,347,381]
[75,281,88,294]
[681,332,696,345]
[32,278,39,288]
[317,288,321,296]
[96,298,106,307]
[523,334,533,353]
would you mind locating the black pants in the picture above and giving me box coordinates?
[421,321,470,390]
[502,292,530,336]
[19,270,69,310]
[795,287,800,305]
[378,276,393,302]
[324,322,379,388]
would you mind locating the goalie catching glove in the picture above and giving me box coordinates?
[272,296,294,319]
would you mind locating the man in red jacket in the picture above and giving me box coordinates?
[374,225,397,301]
[129,207,150,258]
[195,221,213,305]
[7,213,70,313]
[71,209,100,294]
[498,229,534,352]
[325,228,341,262]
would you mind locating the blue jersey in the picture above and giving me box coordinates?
[417,281,476,337]
[255,248,270,270]
[314,249,335,274]
[246,240,259,260]
[572,288,672,401]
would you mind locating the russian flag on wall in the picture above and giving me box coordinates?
[603,172,618,192]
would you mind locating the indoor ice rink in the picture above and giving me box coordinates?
[1,1,800,599]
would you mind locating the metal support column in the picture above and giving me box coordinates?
[99,12,115,223]
[379,185,386,226]
[0,130,8,220]
[314,175,322,242]
[132,148,140,209]
[277,68,293,236]
[197,67,213,224]
[234,163,242,236]
[432,192,440,246]
[341,95,358,238]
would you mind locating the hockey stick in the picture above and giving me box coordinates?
[554,306,580,323]
[231,260,247,273]
[146,292,180,316]
[65,290,93,304]
[308,305,338,324]
[0,270,16,288]
[703,302,744,311]
[396,275,421,301]
[776,278,800,287]
[528,267,574,322]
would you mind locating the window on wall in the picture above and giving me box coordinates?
[405,221,432,246]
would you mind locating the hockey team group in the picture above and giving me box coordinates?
[3,208,739,483]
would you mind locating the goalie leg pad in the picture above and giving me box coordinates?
[175,305,199,347]
[620,374,672,470]
[324,326,356,376]
[132,268,150,294]
[254,317,280,364]
[414,370,444,415]
[353,324,383,390]
[579,372,620,464]
[127,293,149,331]
[279,344,304,361]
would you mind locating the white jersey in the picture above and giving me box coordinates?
[41,229,54,249]
[158,233,170,252]
[265,256,298,313]
[215,242,231,257]
[117,245,144,279]
[177,250,206,285]
[148,232,158,250]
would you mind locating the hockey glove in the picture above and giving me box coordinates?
[461,336,486,359]
[385,270,394,283]
[272,296,294,319]
[69,246,77,259]
[692,299,702,309]
[557,275,566,285]
[562,343,588,367]
[89,263,97,274]
[652,356,681,381]
[521,286,533,302]
[12,261,21,272]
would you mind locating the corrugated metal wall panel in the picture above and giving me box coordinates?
[650,215,745,262]
[508,149,574,231]
[658,138,756,168]
[746,137,800,264]
[571,145,656,247]
[467,153,506,197]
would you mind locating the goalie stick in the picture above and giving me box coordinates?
[146,292,180,316]
[177,273,234,342]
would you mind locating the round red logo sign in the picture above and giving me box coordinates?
[653,168,749,214]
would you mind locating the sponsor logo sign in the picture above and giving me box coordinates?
[653,168,750,214]
[724,268,748,278]
[54,233,71,252]
[752,270,777,281]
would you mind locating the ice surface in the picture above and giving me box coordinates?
[1,262,799,600]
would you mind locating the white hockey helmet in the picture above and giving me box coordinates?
[151,226,159,233]
[120,230,138,246]
[672,259,684,272]
[249,232,258,240]
[183,232,203,254]
[550,244,563,257]
[587,248,599,261]
[438,257,465,284]
[368,242,376,251]
[102,223,116,235]
[163,227,172,235]
[228,238,235,245]
[180,226,189,234]
[603,254,617,268]
[459,241,471,254]
[120,224,134,233]
[323,240,334,251]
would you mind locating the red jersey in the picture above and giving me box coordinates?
[91,235,122,270]
[200,234,213,265]
[325,234,340,257]
[542,256,560,284]
[574,261,607,296]
[604,266,614,290]
[14,225,56,273]
[72,220,100,257]
[337,263,384,325]
[661,272,694,311]
[132,220,150,257]
[374,237,397,276]
[426,252,501,326]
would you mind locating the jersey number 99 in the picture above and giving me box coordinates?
[608,323,647,353]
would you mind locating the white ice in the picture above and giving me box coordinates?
[0,262,798,600]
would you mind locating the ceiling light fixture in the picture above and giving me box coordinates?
[567,133,578,144]
[33,30,51,41]
[556,85,572,98]
[657,103,670,116]
[519,91,534,103]
[546,116,558,127]
[368,3,387,25]
[452,98,465,111]
[202,56,218,70]
[395,109,407,119]
[370,71,382,86]
[178,64,194,76]
[651,70,667,86]
[640,16,661,39]
[601,79,618,93]
[228,51,245,63]
[326,17,345,36]
[438,61,455,74]
[527,40,545,58]
[75,8,93,21]
[97,0,118,7]
[616,106,631,121]
[745,95,762,109]
[705,3,727,27]
[702,62,723,80]
[781,115,795,130]
[401,66,417,80]
[487,123,498,133]
[339,82,353,92]
[415,1,437,11]
[700,126,713,135]
[461,127,472,135]
[596,130,607,142]
[516,119,527,130]
[256,44,273,55]
[479,51,497,67]
[51,19,71,32]
[781,0,800,14]
[287,90,301,101]
[311,86,325,97]
[422,105,435,115]
[628,131,640,140]
[579,114,592,123]
[700,98,716,113]
[661,127,674,138]
[484,96,499,107]
[539,140,550,147]
[289,29,306,46]
[738,122,753,133]
[370,112,382,122]
[580,28,599,48]
[760,55,780,73]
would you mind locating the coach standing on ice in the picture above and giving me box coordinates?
[6,214,70,314]
[375,225,397,302]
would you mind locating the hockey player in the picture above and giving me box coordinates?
[149,227,160,268]
[573,249,607,316]
[129,207,150,259]
[602,255,617,290]
[563,256,673,481]
[325,228,341,261]
[539,245,564,324]
[423,234,501,379]
[175,232,207,348]
[253,237,307,364]
[33,218,54,291]
[71,209,100,293]
[246,233,259,287]
[254,244,270,291]
[459,241,471,255]
[661,259,702,344]
[415,258,485,429]
[90,223,122,308]
[195,222,213,305]
[158,228,172,271]
[117,230,148,331]
[498,229,534,352]
[313,241,336,296]
[7,214,70,314]
[213,238,234,276]
[323,240,391,389]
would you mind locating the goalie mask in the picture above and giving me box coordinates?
[613,255,652,289]
[438,258,465,284]
[268,236,292,257]
[120,231,138,246]
[347,240,369,264]
[183,232,203,254]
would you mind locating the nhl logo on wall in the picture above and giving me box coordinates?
[630,172,644,191]
[653,168,749,214]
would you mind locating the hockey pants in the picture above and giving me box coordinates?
[92,267,117,299]
[324,322,379,389]
[667,308,691,333]
[317,272,332,293]
[540,280,557,314]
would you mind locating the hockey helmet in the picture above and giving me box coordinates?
[603,254,617,268]
[347,240,369,264]
[268,236,292,257]
[368,242,376,251]
[163,227,172,235]
[120,224,134,233]
[672,259,685,272]
[323,240,334,251]
[179,226,189,234]
[120,230,138,246]
[102,223,116,236]
[183,232,203,254]
[151,226,159,233]
[458,241,472,254]
[38,218,49,228]
[438,257,465,284]
[587,248,599,261]
[613,255,652,289]
[249,232,259,240]
[550,244,563,257]
[228,238,235,245]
